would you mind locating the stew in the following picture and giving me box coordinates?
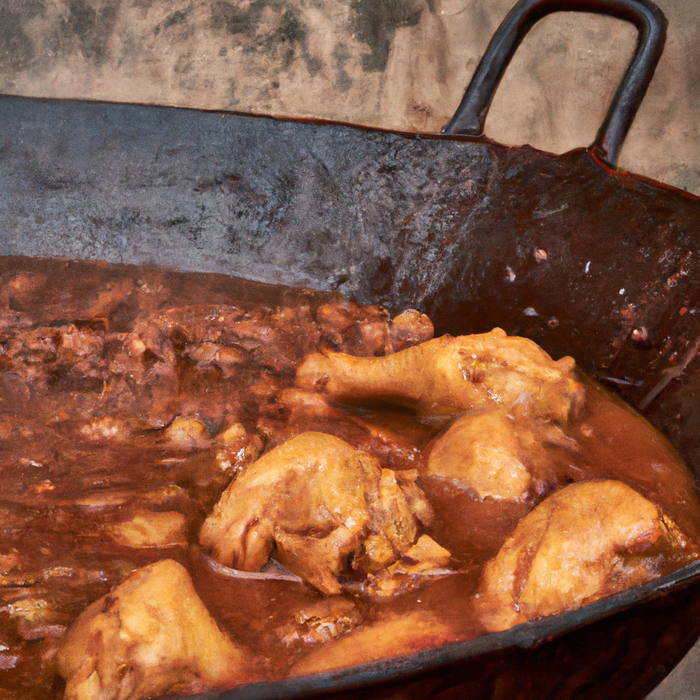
[0,257,697,700]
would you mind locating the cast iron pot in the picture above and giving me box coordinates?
[1,0,700,697]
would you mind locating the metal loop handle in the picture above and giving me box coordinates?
[442,0,667,166]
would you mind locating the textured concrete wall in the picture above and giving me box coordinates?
[0,0,697,193]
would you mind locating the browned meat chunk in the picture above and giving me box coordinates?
[296,328,583,422]
[427,410,577,502]
[199,432,446,595]
[105,511,187,548]
[476,480,697,632]
[428,410,533,501]
[57,559,249,700]
[386,309,435,353]
[315,304,433,356]
[363,535,452,598]
[162,416,211,449]
[315,302,388,357]
[276,597,361,648]
[214,422,264,474]
[290,611,455,676]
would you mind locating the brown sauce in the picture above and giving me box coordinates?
[0,257,698,698]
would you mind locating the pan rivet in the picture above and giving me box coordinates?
[534,248,548,262]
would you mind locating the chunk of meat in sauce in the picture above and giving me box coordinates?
[385,309,434,353]
[130,304,322,375]
[362,534,452,598]
[215,422,264,475]
[314,303,433,357]
[161,416,211,449]
[105,511,187,548]
[57,559,250,700]
[199,432,446,595]
[427,410,578,502]
[276,597,361,648]
[476,480,697,632]
[296,328,584,422]
[290,610,455,676]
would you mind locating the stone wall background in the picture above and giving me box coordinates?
[0,0,697,193]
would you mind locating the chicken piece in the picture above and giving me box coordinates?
[214,422,263,475]
[477,480,697,632]
[185,341,247,377]
[57,559,249,700]
[315,302,391,357]
[290,611,455,676]
[199,432,442,595]
[428,411,533,501]
[296,328,584,422]
[427,410,577,501]
[105,511,187,548]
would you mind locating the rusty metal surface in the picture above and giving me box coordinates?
[0,0,697,193]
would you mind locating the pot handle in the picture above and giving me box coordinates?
[441,0,667,166]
